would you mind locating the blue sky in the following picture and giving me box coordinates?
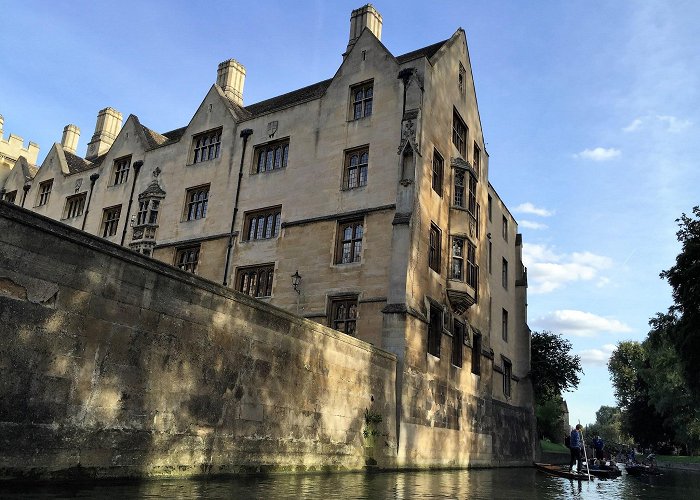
[2,1,698,426]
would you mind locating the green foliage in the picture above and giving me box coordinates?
[586,405,628,446]
[659,206,700,401]
[363,408,383,438]
[530,331,583,403]
[535,395,566,442]
[608,341,646,410]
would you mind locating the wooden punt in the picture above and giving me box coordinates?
[535,463,594,481]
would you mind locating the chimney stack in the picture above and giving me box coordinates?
[217,59,246,106]
[86,107,122,160]
[61,124,80,154]
[346,4,383,55]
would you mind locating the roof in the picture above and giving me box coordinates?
[244,79,333,117]
[396,39,448,63]
[141,125,170,149]
[64,150,102,174]
[162,127,187,142]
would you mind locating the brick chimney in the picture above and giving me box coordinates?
[217,59,246,106]
[86,107,122,160]
[61,124,80,154]
[346,4,383,55]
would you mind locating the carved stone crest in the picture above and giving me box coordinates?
[267,121,278,138]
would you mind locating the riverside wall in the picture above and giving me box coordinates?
[0,202,397,480]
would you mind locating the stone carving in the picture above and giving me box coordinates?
[74,178,82,193]
[267,121,278,138]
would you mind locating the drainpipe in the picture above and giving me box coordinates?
[21,182,31,208]
[223,128,253,286]
[397,68,414,117]
[120,160,143,246]
[82,172,100,231]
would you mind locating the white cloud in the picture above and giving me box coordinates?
[574,147,621,161]
[656,115,692,133]
[578,344,617,366]
[513,202,554,217]
[522,244,613,294]
[533,310,633,337]
[520,220,548,230]
[623,118,644,132]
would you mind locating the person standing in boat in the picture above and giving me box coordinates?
[592,435,605,461]
[569,424,584,472]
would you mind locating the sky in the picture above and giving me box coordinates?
[2,1,699,426]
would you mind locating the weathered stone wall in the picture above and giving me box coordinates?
[0,202,397,480]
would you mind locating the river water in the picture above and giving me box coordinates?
[1,467,698,499]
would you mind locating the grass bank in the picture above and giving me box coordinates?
[540,440,568,453]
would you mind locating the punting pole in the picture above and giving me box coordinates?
[580,421,592,479]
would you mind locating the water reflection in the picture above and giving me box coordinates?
[1,467,698,499]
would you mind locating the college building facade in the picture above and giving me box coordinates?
[1,5,535,467]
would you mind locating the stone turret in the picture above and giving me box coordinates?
[86,107,122,160]
[217,59,246,106]
[345,4,383,55]
[60,124,80,154]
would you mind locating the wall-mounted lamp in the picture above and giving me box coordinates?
[487,232,492,240]
[291,270,302,294]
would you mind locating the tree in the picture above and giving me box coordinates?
[530,331,583,402]
[659,206,700,400]
[608,341,646,410]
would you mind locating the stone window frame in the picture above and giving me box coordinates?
[343,146,369,190]
[428,222,441,273]
[451,318,465,368]
[4,190,17,204]
[253,138,290,174]
[471,329,482,376]
[101,205,121,237]
[458,63,466,95]
[335,218,364,265]
[63,192,86,220]
[328,295,359,336]
[450,236,477,289]
[175,245,200,274]
[432,148,444,195]
[236,263,275,298]
[183,184,210,221]
[136,199,160,225]
[427,302,442,358]
[473,142,481,176]
[243,206,282,241]
[502,308,509,342]
[190,127,222,165]
[502,215,509,241]
[502,356,512,397]
[37,179,53,207]
[502,257,509,289]
[452,108,467,158]
[112,155,131,186]
[350,80,373,120]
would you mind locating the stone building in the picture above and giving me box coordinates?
[1,5,535,466]
[0,114,39,194]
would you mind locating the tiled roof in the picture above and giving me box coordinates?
[161,127,187,142]
[141,125,170,149]
[64,150,100,174]
[396,39,448,63]
[244,79,333,117]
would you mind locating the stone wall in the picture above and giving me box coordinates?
[0,202,397,480]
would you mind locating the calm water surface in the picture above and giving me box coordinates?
[2,467,698,499]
